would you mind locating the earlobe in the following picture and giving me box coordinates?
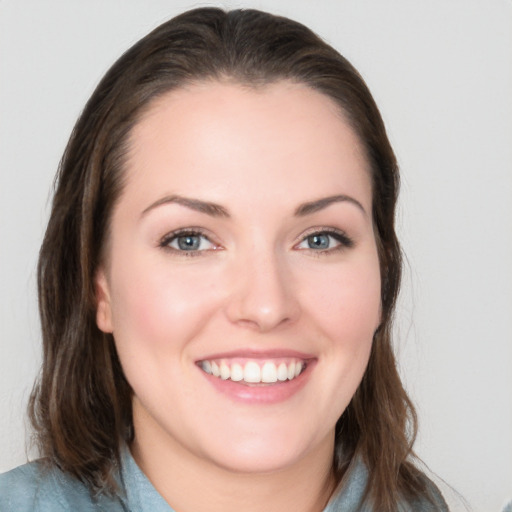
[95,268,113,333]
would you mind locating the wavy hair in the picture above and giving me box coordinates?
[30,7,435,510]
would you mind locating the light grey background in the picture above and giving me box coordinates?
[1,1,511,511]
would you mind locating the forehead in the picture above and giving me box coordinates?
[123,80,372,214]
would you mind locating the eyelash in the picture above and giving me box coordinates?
[159,228,218,257]
[295,227,354,255]
[158,227,354,256]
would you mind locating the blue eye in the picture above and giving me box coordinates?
[296,230,353,252]
[175,234,202,250]
[306,233,331,249]
[161,231,215,252]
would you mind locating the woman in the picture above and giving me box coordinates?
[0,7,448,512]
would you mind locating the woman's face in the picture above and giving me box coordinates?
[96,81,381,474]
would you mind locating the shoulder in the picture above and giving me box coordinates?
[0,460,126,512]
[403,476,450,512]
[325,458,449,512]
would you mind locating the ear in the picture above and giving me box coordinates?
[95,267,113,333]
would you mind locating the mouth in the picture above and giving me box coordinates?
[196,351,316,404]
[197,357,308,385]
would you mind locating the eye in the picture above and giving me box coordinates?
[160,230,217,253]
[295,229,353,252]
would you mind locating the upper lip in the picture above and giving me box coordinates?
[196,348,316,362]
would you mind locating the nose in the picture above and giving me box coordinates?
[225,249,301,332]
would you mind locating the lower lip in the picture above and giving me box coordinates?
[199,361,315,404]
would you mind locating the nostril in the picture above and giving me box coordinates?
[234,313,293,333]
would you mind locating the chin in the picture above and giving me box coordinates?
[194,424,329,475]
[207,446,309,475]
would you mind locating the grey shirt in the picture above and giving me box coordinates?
[0,447,447,511]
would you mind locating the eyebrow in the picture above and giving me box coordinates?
[294,194,367,217]
[141,193,366,219]
[141,195,230,218]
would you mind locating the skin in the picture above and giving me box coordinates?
[95,80,381,512]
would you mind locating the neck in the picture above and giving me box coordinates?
[130,418,337,512]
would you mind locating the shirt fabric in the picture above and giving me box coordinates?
[0,447,447,511]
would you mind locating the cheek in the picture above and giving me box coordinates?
[302,257,381,343]
[108,259,222,356]
[299,252,381,408]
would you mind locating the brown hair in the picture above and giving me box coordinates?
[30,7,437,510]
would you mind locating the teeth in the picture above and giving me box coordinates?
[231,363,244,382]
[277,363,288,381]
[244,362,261,383]
[220,362,230,380]
[287,362,296,380]
[199,359,306,384]
[202,360,212,374]
[261,362,277,383]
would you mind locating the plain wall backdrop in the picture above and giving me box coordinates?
[1,1,511,511]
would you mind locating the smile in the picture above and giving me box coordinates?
[198,358,307,384]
